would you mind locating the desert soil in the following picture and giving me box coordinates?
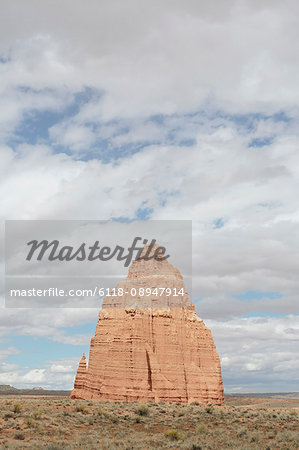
[0,395,298,449]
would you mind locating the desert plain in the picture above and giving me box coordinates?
[0,393,298,449]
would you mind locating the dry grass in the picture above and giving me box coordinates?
[0,395,298,448]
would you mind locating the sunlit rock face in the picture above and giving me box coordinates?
[71,246,224,404]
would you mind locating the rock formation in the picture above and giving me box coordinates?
[71,245,224,404]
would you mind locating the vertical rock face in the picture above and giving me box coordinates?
[71,246,224,404]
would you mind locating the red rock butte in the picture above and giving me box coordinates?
[71,245,224,404]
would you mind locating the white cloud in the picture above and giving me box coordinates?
[207,315,299,392]
[0,308,97,343]
[49,123,96,153]
[0,353,80,389]
[50,364,74,373]
[0,367,72,388]
[1,134,299,316]
[1,1,299,135]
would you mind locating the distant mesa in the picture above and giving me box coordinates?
[0,385,43,392]
[0,385,19,393]
[71,245,224,404]
[0,385,70,396]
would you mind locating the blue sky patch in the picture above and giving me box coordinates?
[59,322,96,336]
[135,206,153,220]
[242,312,287,318]
[8,86,102,148]
[3,335,90,368]
[235,290,283,301]
[213,217,225,229]
[248,137,273,148]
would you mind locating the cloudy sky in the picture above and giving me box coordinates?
[0,0,299,392]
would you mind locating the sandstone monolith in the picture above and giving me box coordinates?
[71,245,224,404]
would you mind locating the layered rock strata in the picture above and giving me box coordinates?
[71,246,224,404]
